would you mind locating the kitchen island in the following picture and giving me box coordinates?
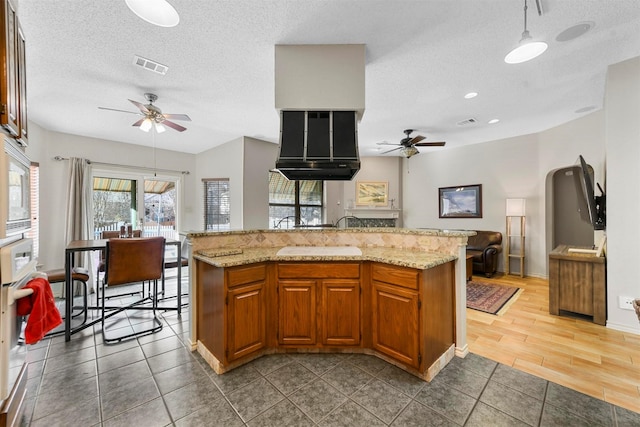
[186,228,473,381]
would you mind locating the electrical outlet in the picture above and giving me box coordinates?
[618,296,635,311]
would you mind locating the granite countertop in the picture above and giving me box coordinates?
[185,227,475,238]
[193,246,457,270]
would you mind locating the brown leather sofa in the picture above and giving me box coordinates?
[467,230,503,278]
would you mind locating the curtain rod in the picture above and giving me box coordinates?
[53,156,190,175]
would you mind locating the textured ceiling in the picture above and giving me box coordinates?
[15,0,640,156]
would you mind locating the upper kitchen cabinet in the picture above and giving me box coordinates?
[0,0,27,145]
[16,22,27,145]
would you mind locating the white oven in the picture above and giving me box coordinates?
[0,238,35,427]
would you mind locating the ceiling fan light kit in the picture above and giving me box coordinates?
[377,129,446,158]
[401,146,419,158]
[125,0,180,28]
[99,93,191,133]
[504,0,548,64]
[140,118,152,132]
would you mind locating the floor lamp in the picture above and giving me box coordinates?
[505,198,526,277]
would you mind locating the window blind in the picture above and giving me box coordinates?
[26,162,39,259]
[203,178,230,230]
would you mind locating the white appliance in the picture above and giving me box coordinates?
[0,138,32,239]
[0,238,37,427]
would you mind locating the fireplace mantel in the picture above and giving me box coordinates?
[344,208,401,219]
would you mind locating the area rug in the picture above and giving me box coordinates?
[466,281,523,315]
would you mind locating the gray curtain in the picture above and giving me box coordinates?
[64,158,95,293]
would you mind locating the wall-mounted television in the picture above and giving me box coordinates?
[577,155,605,230]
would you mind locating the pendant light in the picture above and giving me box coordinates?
[504,0,548,64]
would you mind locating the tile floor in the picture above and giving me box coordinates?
[18,275,640,426]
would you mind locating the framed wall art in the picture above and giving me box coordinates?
[439,184,482,218]
[356,181,388,206]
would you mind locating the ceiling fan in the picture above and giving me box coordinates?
[98,93,191,133]
[377,129,446,158]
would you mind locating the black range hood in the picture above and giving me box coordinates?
[275,110,360,181]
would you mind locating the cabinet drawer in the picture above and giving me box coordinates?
[371,263,419,290]
[227,264,266,287]
[278,263,360,279]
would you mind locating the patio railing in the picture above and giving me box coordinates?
[94,223,177,240]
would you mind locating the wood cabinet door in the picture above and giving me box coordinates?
[558,260,594,315]
[278,280,317,345]
[226,281,266,362]
[16,21,27,145]
[321,279,360,346]
[372,280,420,369]
[0,0,18,136]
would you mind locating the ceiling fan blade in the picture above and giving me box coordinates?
[98,106,142,115]
[163,113,192,122]
[376,141,400,146]
[128,99,150,114]
[132,118,145,127]
[409,135,426,144]
[414,141,446,147]
[382,146,402,154]
[162,120,187,132]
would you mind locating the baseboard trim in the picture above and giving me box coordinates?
[606,321,640,335]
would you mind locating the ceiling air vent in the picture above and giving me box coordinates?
[456,117,477,127]
[133,55,168,75]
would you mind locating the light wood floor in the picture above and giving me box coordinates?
[466,273,640,414]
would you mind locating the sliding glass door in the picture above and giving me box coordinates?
[91,170,181,240]
[93,176,137,238]
[143,179,177,239]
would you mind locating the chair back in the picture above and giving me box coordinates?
[100,230,141,239]
[99,230,142,262]
[101,230,121,239]
[105,237,165,286]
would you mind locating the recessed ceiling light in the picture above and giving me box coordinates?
[488,119,500,124]
[556,22,594,43]
[125,0,180,27]
[464,92,478,99]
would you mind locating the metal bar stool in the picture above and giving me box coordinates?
[44,267,90,324]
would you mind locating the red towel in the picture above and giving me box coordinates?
[16,277,62,344]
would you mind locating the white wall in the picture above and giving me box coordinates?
[195,138,244,230]
[325,181,345,225]
[242,137,278,229]
[538,110,606,263]
[195,136,278,230]
[605,57,640,333]
[24,124,196,270]
[341,156,402,213]
[403,135,541,275]
[401,112,607,279]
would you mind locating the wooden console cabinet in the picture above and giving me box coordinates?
[548,245,606,325]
